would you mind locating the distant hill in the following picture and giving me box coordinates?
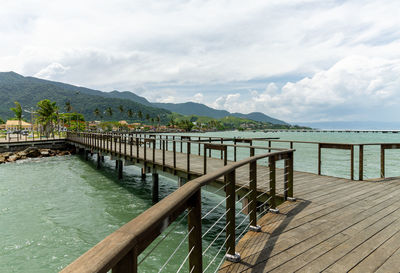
[153,102,287,125]
[153,102,231,118]
[0,72,170,122]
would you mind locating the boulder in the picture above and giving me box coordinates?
[58,151,70,156]
[40,149,50,157]
[24,147,41,158]
[2,152,13,159]
[0,156,6,164]
[8,154,20,162]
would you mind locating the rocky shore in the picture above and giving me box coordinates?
[0,147,76,164]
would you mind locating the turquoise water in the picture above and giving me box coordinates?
[1,131,400,272]
[0,154,238,273]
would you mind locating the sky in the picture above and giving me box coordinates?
[1,0,400,123]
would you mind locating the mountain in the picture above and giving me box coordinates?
[153,102,287,125]
[153,102,231,118]
[231,112,287,125]
[0,72,170,122]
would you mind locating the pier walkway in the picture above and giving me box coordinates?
[58,132,400,273]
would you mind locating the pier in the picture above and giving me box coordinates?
[3,133,400,272]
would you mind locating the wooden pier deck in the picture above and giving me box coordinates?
[64,133,400,273]
[220,174,400,272]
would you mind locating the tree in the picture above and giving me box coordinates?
[138,111,143,120]
[94,108,100,119]
[118,105,124,114]
[0,117,4,124]
[106,107,113,118]
[10,101,23,130]
[145,113,150,121]
[156,115,160,128]
[36,99,58,136]
[127,109,133,119]
[65,101,72,112]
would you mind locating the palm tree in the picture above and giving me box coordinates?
[145,113,150,121]
[94,108,100,119]
[138,111,143,120]
[10,101,23,130]
[36,99,58,137]
[64,101,72,128]
[127,109,133,119]
[106,107,113,119]
[118,105,124,114]
[156,115,160,128]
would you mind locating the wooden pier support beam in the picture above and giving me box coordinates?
[152,172,159,204]
[97,153,101,169]
[118,160,123,180]
[141,167,146,180]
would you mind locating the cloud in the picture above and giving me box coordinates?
[1,0,400,121]
[35,62,70,79]
[207,55,400,122]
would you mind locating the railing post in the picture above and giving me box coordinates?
[220,138,223,159]
[269,156,278,213]
[358,144,364,180]
[203,146,207,174]
[318,143,321,175]
[381,145,385,178]
[173,140,176,173]
[136,137,139,163]
[162,140,165,171]
[287,151,294,199]
[112,248,137,273]
[187,189,202,273]
[152,139,155,164]
[198,137,201,156]
[234,139,237,162]
[249,148,260,232]
[187,141,191,180]
[350,145,354,180]
[225,170,240,262]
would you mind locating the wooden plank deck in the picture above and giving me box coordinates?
[70,138,400,272]
[220,175,400,272]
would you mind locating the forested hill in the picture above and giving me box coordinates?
[153,102,287,125]
[0,72,170,121]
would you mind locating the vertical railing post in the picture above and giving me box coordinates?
[162,140,165,171]
[187,190,202,273]
[381,145,385,178]
[152,139,155,164]
[198,137,201,156]
[318,143,321,175]
[288,151,294,199]
[359,145,363,181]
[173,140,176,172]
[234,139,237,162]
[220,138,223,159]
[112,248,138,273]
[225,170,240,262]
[136,137,139,163]
[249,148,260,232]
[284,158,289,201]
[187,141,191,180]
[269,156,278,213]
[350,145,354,180]
[203,146,207,174]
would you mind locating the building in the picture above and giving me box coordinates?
[6,120,32,131]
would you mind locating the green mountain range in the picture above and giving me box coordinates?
[0,72,170,122]
[0,71,287,126]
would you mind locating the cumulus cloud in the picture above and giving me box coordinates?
[209,56,400,122]
[35,62,70,79]
[1,0,400,121]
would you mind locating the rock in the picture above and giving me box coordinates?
[24,147,41,158]
[58,151,70,156]
[2,152,13,159]
[40,149,50,157]
[17,151,27,157]
[0,156,6,163]
[8,154,20,162]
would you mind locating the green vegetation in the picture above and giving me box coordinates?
[10,101,22,129]
[0,72,170,122]
[0,117,4,124]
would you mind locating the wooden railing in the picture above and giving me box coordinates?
[264,139,400,180]
[62,132,294,273]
